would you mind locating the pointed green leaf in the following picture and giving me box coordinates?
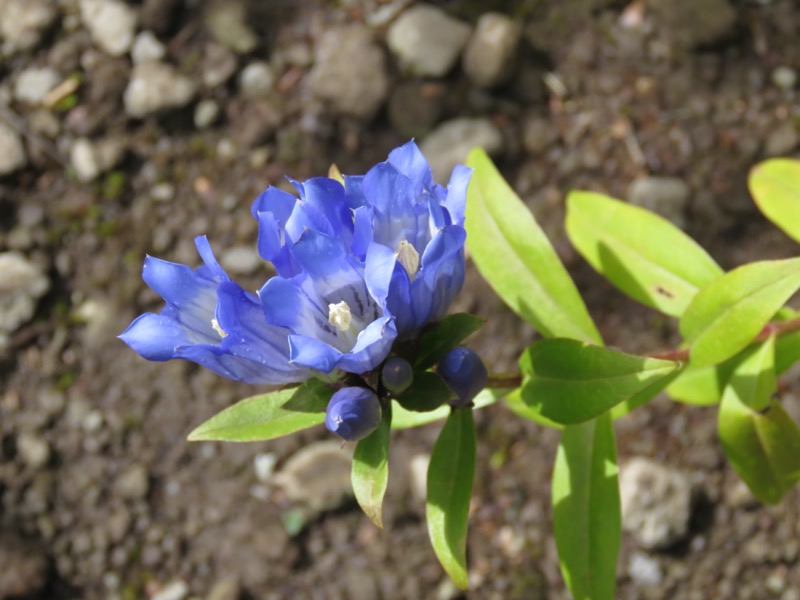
[552,413,620,600]
[503,388,562,429]
[566,191,723,317]
[610,367,683,419]
[415,313,485,370]
[352,406,391,528]
[776,330,800,375]
[187,379,331,442]
[519,339,680,425]
[426,408,476,590]
[680,257,800,367]
[391,388,499,430]
[749,158,800,244]
[719,338,800,504]
[466,148,601,344]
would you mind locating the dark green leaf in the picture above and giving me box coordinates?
[519,339,680,425]
[566,191,723,317]
[718,338,800,504]
[680,257,800,367]
[352,406,391,528]
[466,148,602,344]
[415,313,485,370]
[776,330,800,375]
[395,371,453,412]
[391,388,499,430]
[552,414,620,600]
[426,408,476,590]
[187,380,332,442]
[749,158,800,244]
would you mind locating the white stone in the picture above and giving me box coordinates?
[17,432,50,470]
[772,66,797,91]
[80,0,137,57]
[420,117,503,182]
[13,67,60,104]
[131,30,166,64]
[219,245,261,276]
[463,12,522,88]
[253,452,278,483]
[620,457,693,550]
[0,0,58,54]
[70,138,102,182]
[308,25,388,119]
[387,4,471,77]
[194,99,220,129]
[239,61,275,98]
[124,62,196,118]
[0,122,27,175]
[408,453,430,503]
[0,252,49,347]
[151,580,189,600]
[628,552,663,586]
[627,176,690,228]
[204,0,258,54]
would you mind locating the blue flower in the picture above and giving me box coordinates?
[325,387,382,441]
[121,141,470,385]
[344,141,472,338]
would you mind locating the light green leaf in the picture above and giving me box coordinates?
[776,330,800,375]
[504,388,562,429]
[718,337,800,504]
[352,406,391,528]
[415,313,485,370]
[552,413,620,600]
[566,191,723,317]
[749,158,800,244]
[466,148,602,344]
[391,388,500,430]
[519,339,680,425]
[610,368,683,419]
[680,257,800,367]
[426,408,476,590]
[187,379,331,442]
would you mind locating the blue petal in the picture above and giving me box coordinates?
[364,242,396,308]
[386,265,416,336]
[194,235,229,281]
[387,140,435,195]
[419,225,466,321]
[344,175,366,209]
[351,205,374,258]
[250,186,297,222]
[292,177,353,245]
[325,387,382,441]
[443,165,472,226]
[337,316,397,373]
[284,198,335,244]
[288,335,342,372]
[120,313,207,361]
[256,210,298,277]
[363,162,420,250]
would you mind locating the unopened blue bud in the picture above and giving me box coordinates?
[381,357,414,394]
[325,387,382,442]
[437,347,488,407]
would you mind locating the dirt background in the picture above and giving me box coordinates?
[2,1,800,599]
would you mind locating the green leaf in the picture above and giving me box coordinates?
[426,408,476,590]
[503,388,562,429]
[391,388,499,430]
[395,371,453,413]
[749,158,800,244]
[610,367,683,419]
[552,413,620,600]
[519,339,680,425]
[680,257,800,367]
[566,191,723,317]
[466,148,602,344]
[352,406,391,528]
[718,338,800,504]
[776,330,800,375]
[665,358,740,406]
[415,313,485,370]
[187,379,331,442]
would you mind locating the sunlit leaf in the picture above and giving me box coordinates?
[566,191,723,317]
[749,158,800,244]
[187,379,331,442]
[552,414,620,600]
[391,388,500,429]
[352,406,391,528]
[680,257,800,367]
[519,339,680,425]
[466,148,602,344]
[426,408,476,590]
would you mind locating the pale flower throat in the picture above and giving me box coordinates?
[396,239,419,281]
[328,300,352,332]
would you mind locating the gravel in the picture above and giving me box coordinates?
[0,251,49,346]
[131,30,166,65]
[462,12,522,88]
[627,176,690,228]
[0,122,27,175]
[13,67,60,104]
[0,0,58,54]
[124,61,196,118]
[79,0,137,58]
[387,4,471,77]
[239,62,275,99]
[420,117,503,181]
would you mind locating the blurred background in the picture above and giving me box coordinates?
[1,0,799,598]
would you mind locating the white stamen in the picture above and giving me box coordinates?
[328,301,352,332]
[396,239,419,280]
[211,318,228,338]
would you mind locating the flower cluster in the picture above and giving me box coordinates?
[121,142,474,438]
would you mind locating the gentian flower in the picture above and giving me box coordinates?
[437,347,488,407]
[325,387,382,441]
[120,141,470,387]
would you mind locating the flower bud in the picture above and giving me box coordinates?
[381,357,414,394]
[325,387,382,442]
[437,347,488,407]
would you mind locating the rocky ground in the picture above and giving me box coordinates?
[1,0,800,598]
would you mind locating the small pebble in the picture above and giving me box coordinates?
[194,99,220,129]
[131,31,166,64]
